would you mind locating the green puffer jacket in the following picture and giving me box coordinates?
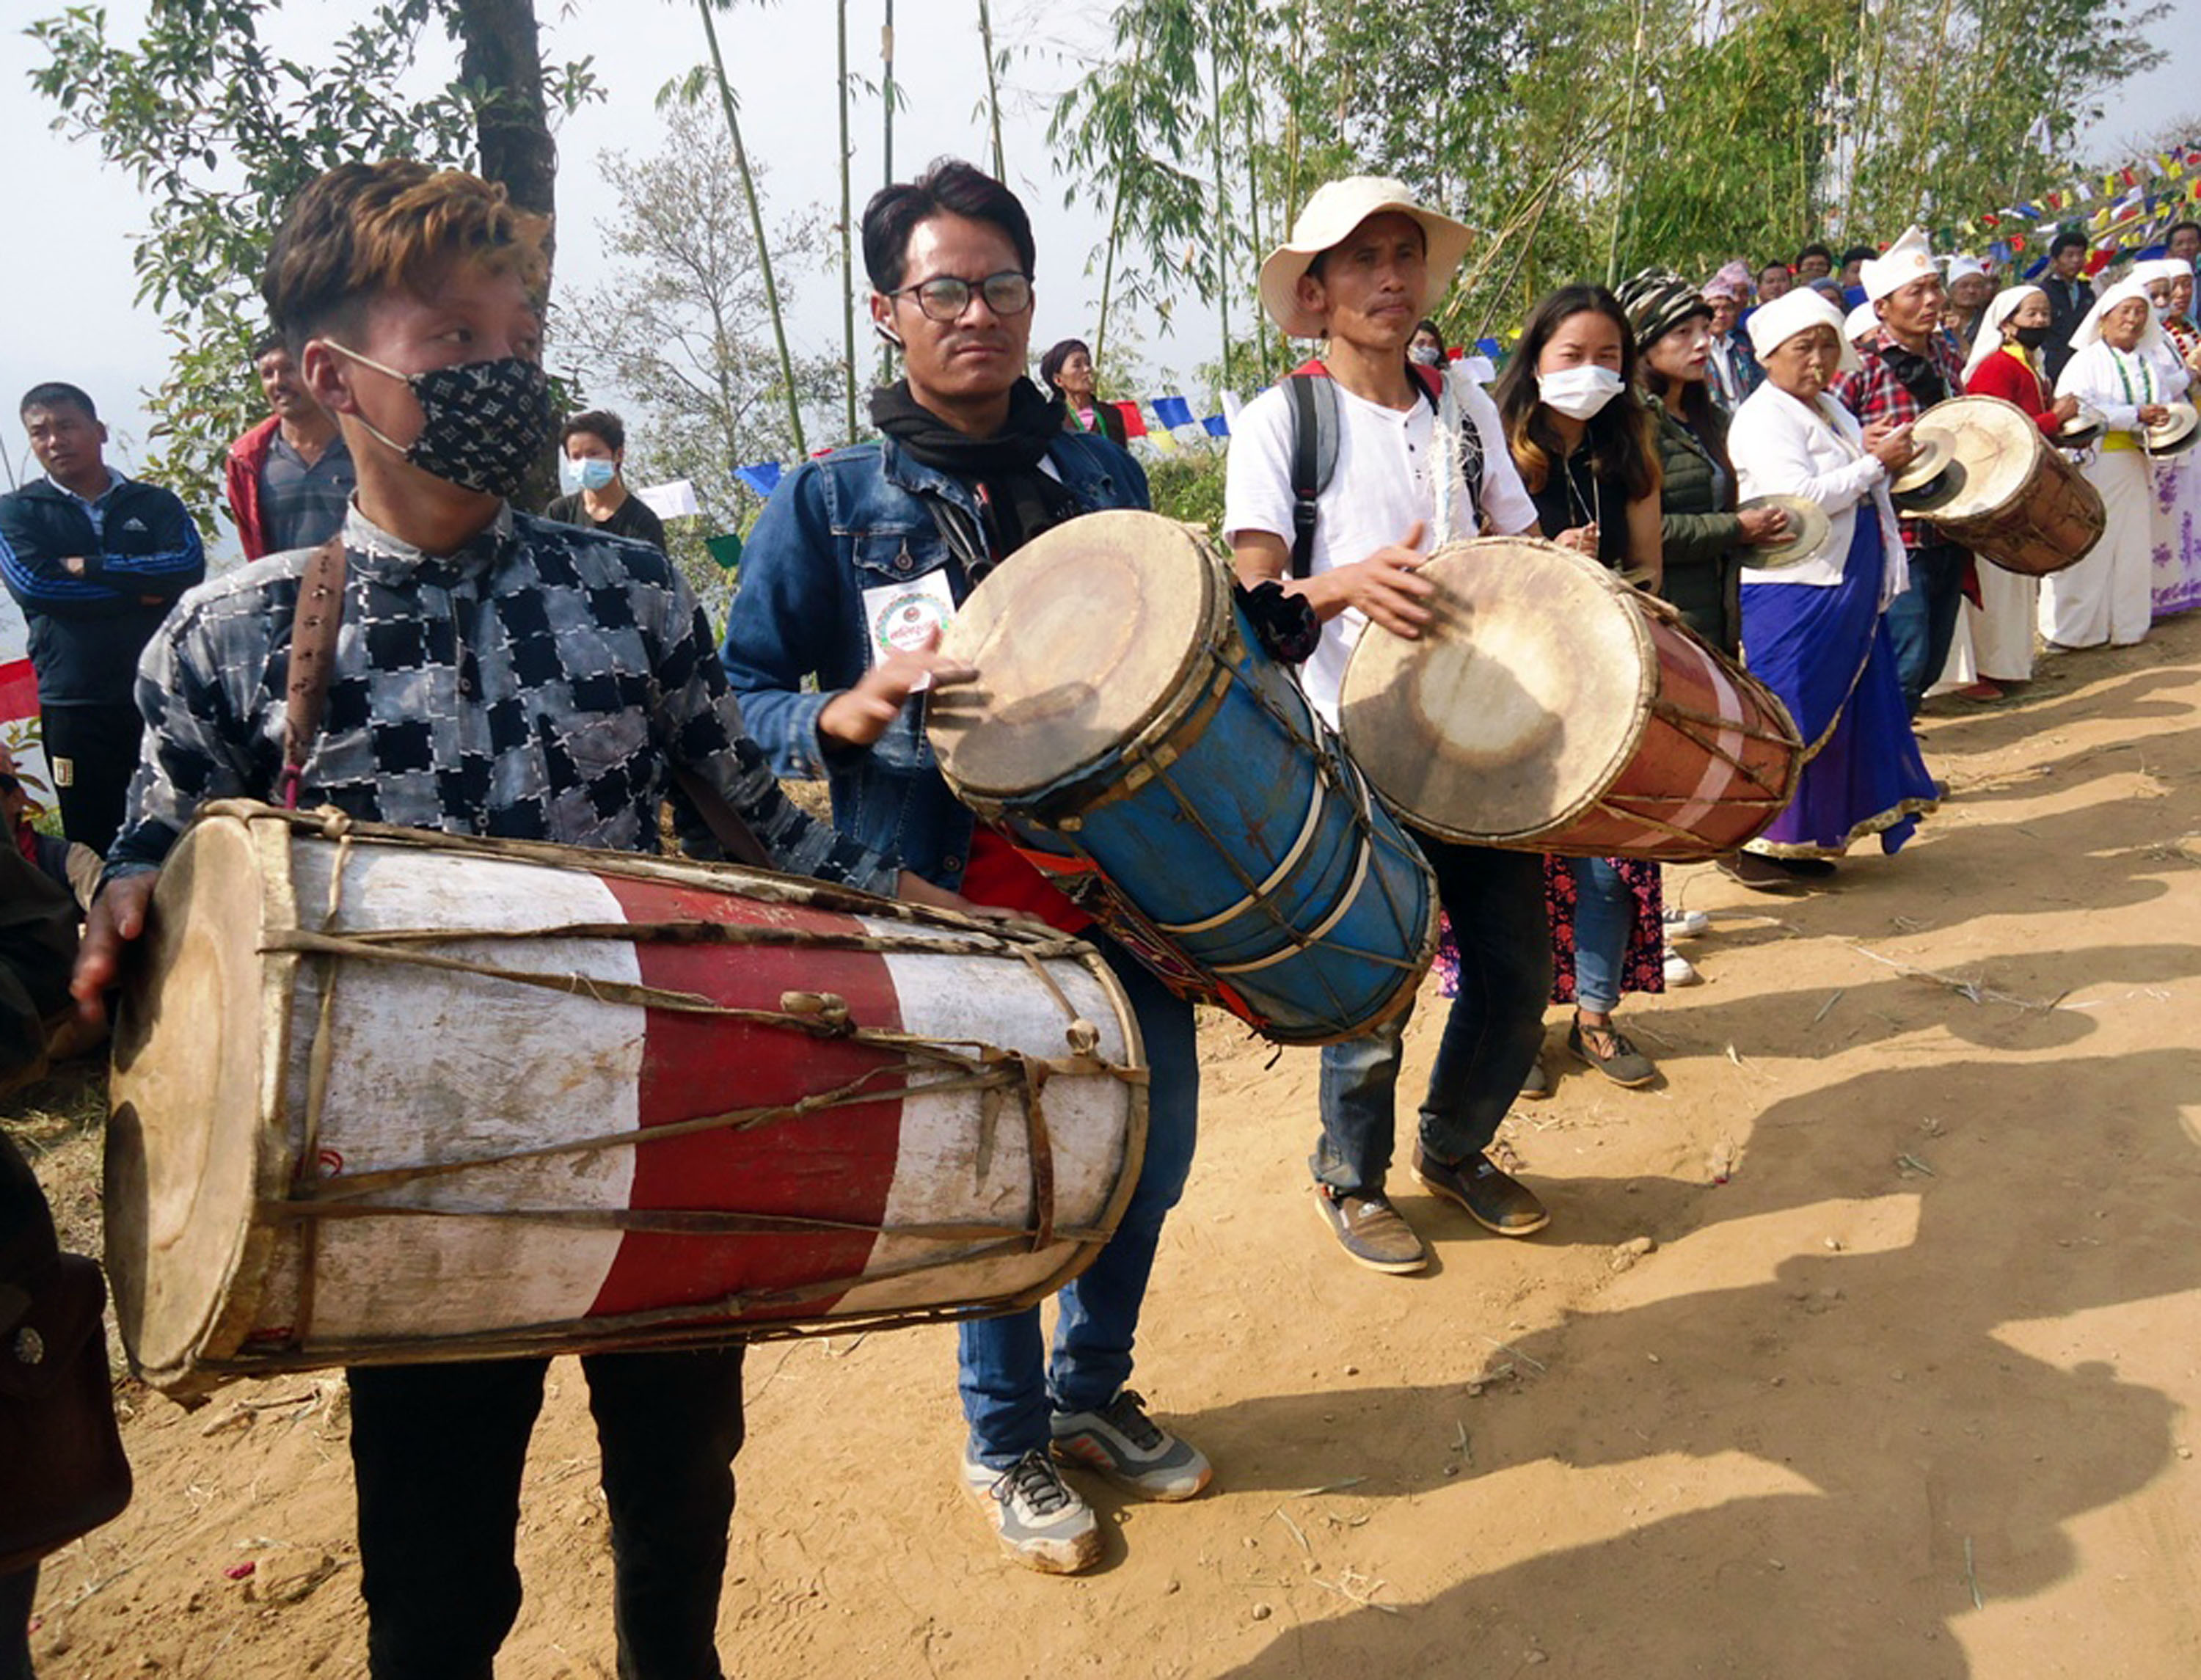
[1649,396,1744,654]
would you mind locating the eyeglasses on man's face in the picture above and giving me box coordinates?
[891,270,1034,323]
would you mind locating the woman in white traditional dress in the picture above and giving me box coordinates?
[2131,257,2201,618]
[1955,285,2078,690]
[2045,276,2191,649]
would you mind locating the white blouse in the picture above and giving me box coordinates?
[1729,380,1908,604]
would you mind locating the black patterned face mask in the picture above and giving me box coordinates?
[326,341,554,498]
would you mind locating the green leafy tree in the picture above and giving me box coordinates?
[27,0,599,533]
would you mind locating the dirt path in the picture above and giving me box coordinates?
[13,616,2201,1679]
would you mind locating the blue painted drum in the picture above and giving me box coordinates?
[927,510,1437,1045]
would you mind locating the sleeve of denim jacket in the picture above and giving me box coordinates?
[719,463,844,783]
[644,550,897,896]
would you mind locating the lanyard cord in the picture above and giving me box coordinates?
[1562,448,1602,537]
[2111,347,2156,409]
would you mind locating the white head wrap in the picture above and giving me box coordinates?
[2071,275,2167,355]
[2130,256,2193,293]
[1746,288,1861,374]
[1961,285,2043,385]
[1944,254,1989,286]
[1862,225,1937,303]
[1844,299,1880,344]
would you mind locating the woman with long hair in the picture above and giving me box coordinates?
[1726,289,1938,883]
[1037,337,1128,446]
[1490,285,1668,1093]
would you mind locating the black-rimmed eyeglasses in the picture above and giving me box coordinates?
[888,270,1034,322]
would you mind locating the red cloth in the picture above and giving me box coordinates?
[225,414,280,560]
[1964,344,2062,438]
[959,827,1092,935]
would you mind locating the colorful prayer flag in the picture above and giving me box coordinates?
[734,461,784,497]
[1109,400,1147,439]
[1151,395,1196,431]
[1202,414,1230,438]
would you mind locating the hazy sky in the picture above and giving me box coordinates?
[4,0,2197,498]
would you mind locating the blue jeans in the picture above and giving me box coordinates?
[1314,839,1550,1198]
[960,934,1200,1468]
[1885,543,1966,715]
[1568,857,1634,1015]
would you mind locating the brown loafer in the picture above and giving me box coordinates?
[1313,1186,1428,1273]
[1411,1148,1550,1237]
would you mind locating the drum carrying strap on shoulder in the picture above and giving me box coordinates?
[277,533,775,871]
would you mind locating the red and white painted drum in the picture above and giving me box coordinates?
[1340,538,1805,861]
[106,804,1145,1399]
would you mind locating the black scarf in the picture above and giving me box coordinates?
[1878,338,1950,409]
[871,376,1079,558]
[870,376,1065,477]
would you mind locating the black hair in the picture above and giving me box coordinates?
[1840,244,1877,269]
[1795,241,1833,266]
[2167,220,2201,246]
[1037,338,1089,394]
[1491,284,1660,505]
[1411,318,1444,342]
[1757,260,1791,281]
[19,382,97,423]
[250,329,288,363]
[861,158,1035,293]
[561,409,626,452]
[2050,229,2088,259]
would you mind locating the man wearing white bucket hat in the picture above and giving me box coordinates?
[1223,177,1552,1275]
[1833,225,1970,716]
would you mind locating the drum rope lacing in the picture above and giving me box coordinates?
[228,803,1147,1356]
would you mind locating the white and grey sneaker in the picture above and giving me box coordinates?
[1663,907,1711,940]
[1663,944,1703,987]
[1051,1390,1213,1501]
[963,1447,1103,1574]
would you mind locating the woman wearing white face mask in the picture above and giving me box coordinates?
[1489,285,1668,1094]
[1725,289,1938,888]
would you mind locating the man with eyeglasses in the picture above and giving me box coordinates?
[722,159,1209,1577]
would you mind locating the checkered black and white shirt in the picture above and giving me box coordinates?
[106,503,895,894]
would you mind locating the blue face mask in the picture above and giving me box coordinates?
[558,454,618,495]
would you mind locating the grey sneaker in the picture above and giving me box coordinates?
[962,1447,1103,1574]
[1052,1390,1212,1501]
[1569,1017,1658,1087]
[1313,1186,1428,1274]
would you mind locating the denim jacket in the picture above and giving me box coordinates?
[720,430,1150,888]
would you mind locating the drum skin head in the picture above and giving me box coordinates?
[930,510,1220,798]
[107,815,285,1384]
[1340,538,1649,842]
[1910,396,2038,519]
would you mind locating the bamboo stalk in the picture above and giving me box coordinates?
[698,0,806,456]
[979,0,1006,179]
[836,0,856,443]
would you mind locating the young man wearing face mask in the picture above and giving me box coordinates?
[1833,225,1969,718]
[545,409,668,552]
[723,159,1211,1577]
[77,158,977,1679]
[1222,177,1551,1277]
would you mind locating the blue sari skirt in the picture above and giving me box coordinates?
[1740,512,1938,858]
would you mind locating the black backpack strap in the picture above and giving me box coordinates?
[1285,374,1339,579]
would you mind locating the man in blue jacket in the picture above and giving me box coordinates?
[723,158,1209,1577]
[0,385,203,852]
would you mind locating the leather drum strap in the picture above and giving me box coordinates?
[275,532,777,871]
[281,536,348,811]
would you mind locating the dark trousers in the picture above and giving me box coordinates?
[0,1564,33,1680]
[1314,839,1552,1196]
[348,1347,746,1680]
[1885,544,1966,716]
[38,704,142,856]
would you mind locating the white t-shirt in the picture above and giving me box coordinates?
[1222,370,1535,726]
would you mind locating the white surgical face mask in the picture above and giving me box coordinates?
[1537,363,1625,420]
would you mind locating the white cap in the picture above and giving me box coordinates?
[2072,274,2168,355]
[1862,225,1937,303]
[1943,254,1988,285]
[1258,176,1473,339]
[2131,256,2193,288]
[1844,299,1880,343]
[1748,288,1862,374]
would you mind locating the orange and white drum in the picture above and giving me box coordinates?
[105,804,1145,1398]
[1339,538,1803,860]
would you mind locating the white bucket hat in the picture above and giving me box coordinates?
[1258,177,1472,339]
[1748,288,1862,374]
[1862,225,1937,303]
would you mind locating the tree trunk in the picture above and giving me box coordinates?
[446,0,557,262]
